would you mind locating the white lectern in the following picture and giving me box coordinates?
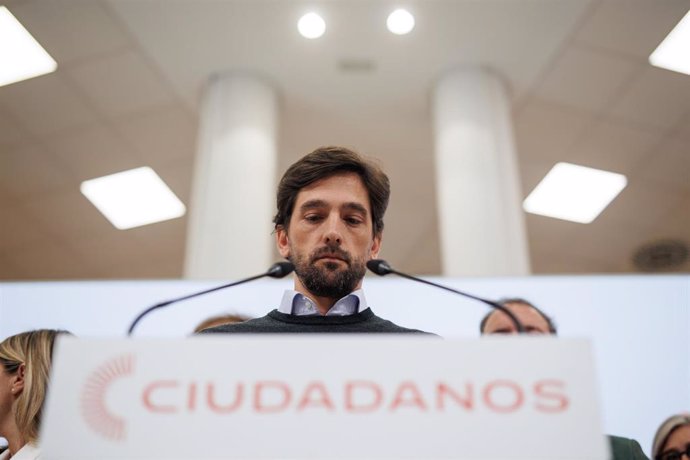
[42,336,609,459]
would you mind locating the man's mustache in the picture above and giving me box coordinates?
[310,246,351,264]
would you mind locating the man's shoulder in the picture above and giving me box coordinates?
[364,311,436,335]
[607,435,649,460]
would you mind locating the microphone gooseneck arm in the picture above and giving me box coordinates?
[366,259,525,333]
[126,262,294,336]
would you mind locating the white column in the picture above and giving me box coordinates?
[185,75,278,279]
[432,69,530,276]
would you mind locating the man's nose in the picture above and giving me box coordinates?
[323,215,343,245]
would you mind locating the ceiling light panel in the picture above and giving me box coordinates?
[523,162,627,224]
[81,167,186,230]
[649,10,690,76]
[0,6,57,87]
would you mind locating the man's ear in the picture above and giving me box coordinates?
[276,225,290,259]
[370,232,382,259]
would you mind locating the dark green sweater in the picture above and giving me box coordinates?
[200,309,431,334]
[608,435,649,460]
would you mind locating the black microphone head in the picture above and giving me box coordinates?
[267,261,295,278]
[366,259,393,276]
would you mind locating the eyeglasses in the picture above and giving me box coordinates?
[657,445,690,460]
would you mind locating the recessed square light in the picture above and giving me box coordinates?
[523,163,627,224]
[649,10,690,76]
[81,167,186,230]
[0,6,58,87]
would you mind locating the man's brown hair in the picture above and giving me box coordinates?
[273,146,390,236]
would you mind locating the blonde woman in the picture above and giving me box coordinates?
[0,329,68,460]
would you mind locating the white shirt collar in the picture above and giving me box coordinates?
[0,444,41,460]
[278,289,369,316]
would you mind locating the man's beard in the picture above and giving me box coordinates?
[290,245,366,300]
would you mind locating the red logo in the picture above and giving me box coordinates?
[81,354,134,441]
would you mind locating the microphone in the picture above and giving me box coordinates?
[127,262,295,335]
[366,259,525,333]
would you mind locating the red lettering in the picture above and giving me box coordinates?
[142,380,179,413]
[188,381,197,411]
[207,382,244,413]
[297,382,335,412]
[254,381,291,413]
[436,382,474,411]
[534,379,569,413]
[389,381,428,412]
[483,380,524,413]
[345,381,383,413]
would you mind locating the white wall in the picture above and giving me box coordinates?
[1,274,688,456]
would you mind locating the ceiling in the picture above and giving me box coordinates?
[1,0,689,280]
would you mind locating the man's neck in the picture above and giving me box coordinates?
[307,294,338,316]
[295,287,347,315]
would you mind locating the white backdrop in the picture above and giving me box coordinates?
[1,274,688,456]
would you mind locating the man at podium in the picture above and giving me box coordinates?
[202,146,429,335]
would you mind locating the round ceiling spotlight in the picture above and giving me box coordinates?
[298,12,326,39]
[386,8,415,35]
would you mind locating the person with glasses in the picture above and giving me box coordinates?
[653,414,690,460]
[480,298,649,460]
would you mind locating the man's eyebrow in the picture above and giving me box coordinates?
[342,202,368,215]
[299,199,328,211]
